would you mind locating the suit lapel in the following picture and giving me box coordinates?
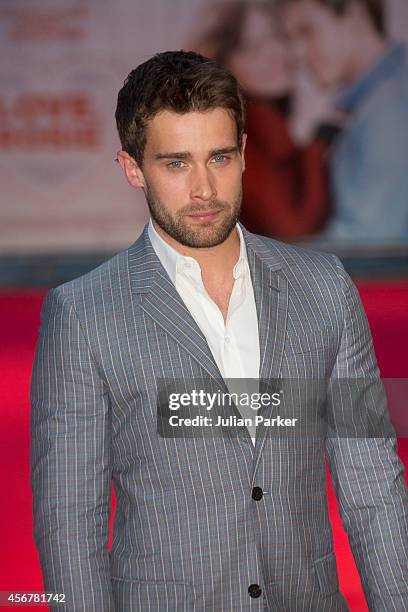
[244,228,288,384]
[127,222,289,454]
[242,227,289,473]
[128,223,225,383]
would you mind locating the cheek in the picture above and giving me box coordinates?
[221,167,244,199]
[162,185,189,212]
[149,169,189,200]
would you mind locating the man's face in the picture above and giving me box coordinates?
[133,108,246,249]
[283,0,355,88]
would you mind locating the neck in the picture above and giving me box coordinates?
[152,220,241,280]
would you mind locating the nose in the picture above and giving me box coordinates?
[189,165,217,202]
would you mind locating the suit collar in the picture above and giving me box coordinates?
[146,218,252,287]
[128,221,282,295]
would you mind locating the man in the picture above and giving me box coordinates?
[30,50,408,611]
[281,0,408,242]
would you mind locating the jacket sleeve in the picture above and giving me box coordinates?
[325,257,408,611]
[30,287,115,611]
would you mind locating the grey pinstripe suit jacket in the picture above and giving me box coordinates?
[30,222,408,611]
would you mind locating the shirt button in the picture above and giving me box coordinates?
[224,336,230,344]
[252,486,263,501]
[248,584,262,598]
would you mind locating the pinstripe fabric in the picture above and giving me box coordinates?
[30,222,408,611]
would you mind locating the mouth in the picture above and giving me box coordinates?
[185,209,223,223]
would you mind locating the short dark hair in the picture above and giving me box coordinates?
[115,50,246,166]
[284,0,385,34]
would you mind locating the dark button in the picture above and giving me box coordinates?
[248,584,262,598]
[252,486,263,500]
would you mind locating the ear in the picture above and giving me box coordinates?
[240,133,247,173]
[116,150,145,189]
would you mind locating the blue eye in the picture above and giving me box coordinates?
[213,154,228,163]
[168,160,185,169]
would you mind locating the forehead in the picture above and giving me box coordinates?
[144,108,237,151]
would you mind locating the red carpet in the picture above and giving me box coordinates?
[0,281,407,610]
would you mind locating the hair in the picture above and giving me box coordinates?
[115,50,245,166]
[283,0,385,34]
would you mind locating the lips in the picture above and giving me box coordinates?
[186,209,222,219]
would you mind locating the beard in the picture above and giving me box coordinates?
[144,182,242,249]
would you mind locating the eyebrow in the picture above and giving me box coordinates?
[154,146,239,161]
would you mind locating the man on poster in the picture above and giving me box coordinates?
[281,0,408,242]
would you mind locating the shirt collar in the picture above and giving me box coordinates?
[147,217,249,285]
[336,42,405,112]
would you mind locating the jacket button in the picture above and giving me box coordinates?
[252,486,263,500]
[248,584,262,598]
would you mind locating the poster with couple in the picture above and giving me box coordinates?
[0,0,407,263]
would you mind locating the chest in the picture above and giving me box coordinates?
[199,271,236,321]
[204,285,232,322]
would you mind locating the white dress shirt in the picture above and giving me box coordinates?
[148,218,260,445]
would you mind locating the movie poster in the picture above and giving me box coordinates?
[1,0,407,253]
